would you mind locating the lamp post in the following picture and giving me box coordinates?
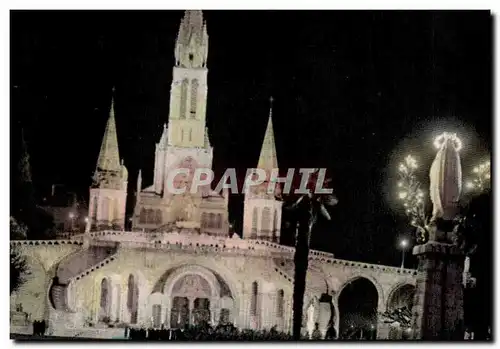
[68,212,75,232]
[400,239,408,269]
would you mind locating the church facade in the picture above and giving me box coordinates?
[10,11,418,339]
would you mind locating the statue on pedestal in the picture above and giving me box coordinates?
[410,132,470,340]
[428,132,463,242]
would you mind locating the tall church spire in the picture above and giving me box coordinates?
[96,89,121,172]
[158,123,168,150]
[89,87,128,231]
[175,10,208,68]
[257,97,278,170]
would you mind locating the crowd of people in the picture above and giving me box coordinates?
[124,322,338,341]
[32,320,47,336]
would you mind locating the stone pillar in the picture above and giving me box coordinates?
[137,295,146,326]
[164,296,171,328]
[318,301,331,338]
[377,320,391,340]
[376,298,390,339]
[306,301,317,338]
[261,292,275,329]
[281,297,291,333]
[211,300,218,326]
[189,298,194,325]
[317,293,333,338]
[411,241,464,340]
[120,287,129,324]
[110,283,120,323]
[163,304,170,328]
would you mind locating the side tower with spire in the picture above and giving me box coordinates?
[242,98,283,241]
[87,89,128,232]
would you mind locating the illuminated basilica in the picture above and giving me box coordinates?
[10,11,418,339]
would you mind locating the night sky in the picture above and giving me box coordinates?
[10,10,492,267]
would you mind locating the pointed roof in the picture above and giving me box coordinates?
[158,123,168,149]
[204,127,211,148]
[96,93,121,172]
[175,10,208,67]
[177,10,205,45]
[257,97,278,170]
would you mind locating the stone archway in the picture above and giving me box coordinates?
[170,274,212,328]
[338,277,379,340]
[10,254,48,324]
[386,283,416,339]
[160,264,235,329]
[386,283,415,311]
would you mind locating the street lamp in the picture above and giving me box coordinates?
[400,239,408,269]
[68,212,75,232]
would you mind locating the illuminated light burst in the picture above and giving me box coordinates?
[465,160,491,192]
[397,155,428,242]
[433,132,462,151]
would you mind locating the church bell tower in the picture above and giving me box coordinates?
[87,88,128,232]
[167,10,210,149]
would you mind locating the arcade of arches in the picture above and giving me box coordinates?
[337,277,415,340]
[94,271,414,337]
[96,266,236,329]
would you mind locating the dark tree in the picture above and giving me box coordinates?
[286,170,337,340]
[461,190,492,340]
[10,246,29,294]
[11,128,55,240]
[10,216,27,240]
[380,306,412,329]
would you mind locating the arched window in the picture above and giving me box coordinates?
[262,207,271,232]
[252,207,258,233]
[145,209,153,224]
[127,274,139,324]
[209,213,215,228]
[180,78,188,119]
[92,196,98,220]
[216,214,222,229]
[101,197,110,223]
[251,281,258,316]
[155,210,162,224]
[276,289,284,318]
[139,208,146,223]
[193,298,210,325]
[152,304,162,328]
[219,308,230,324]
[201,212,208,228]
[99,278,111,321]
[113,198,119,223]
[190,79,198,118]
